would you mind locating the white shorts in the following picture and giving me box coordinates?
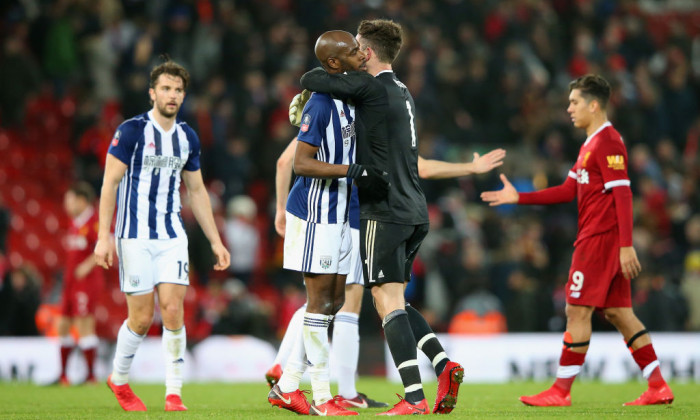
[283,212,351,275]
[346,227,363,285]
[116,237,189,294]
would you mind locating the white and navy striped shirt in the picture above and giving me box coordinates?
[108,110,201,239]
[286,92,356,224]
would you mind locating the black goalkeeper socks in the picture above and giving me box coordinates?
[383,309,425,404]
[406,304,448,376]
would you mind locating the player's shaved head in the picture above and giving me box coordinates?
[315,30,359,73]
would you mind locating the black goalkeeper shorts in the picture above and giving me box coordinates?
[359,219,429,287]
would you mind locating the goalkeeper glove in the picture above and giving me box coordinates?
[289,89,312,127]
[347,164,390,199]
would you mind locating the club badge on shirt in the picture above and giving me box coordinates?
[300,114,311,132]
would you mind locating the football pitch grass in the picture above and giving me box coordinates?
[1,378,697,419]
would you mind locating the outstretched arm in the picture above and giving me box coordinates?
[418,149,506,179]
[275,137,297,237]
[481,173,577,206]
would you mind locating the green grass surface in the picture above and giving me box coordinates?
[0,378,697,419]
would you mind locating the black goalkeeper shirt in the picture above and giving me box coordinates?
[300,68,428,225]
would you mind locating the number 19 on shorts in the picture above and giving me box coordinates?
[177,260,189,279]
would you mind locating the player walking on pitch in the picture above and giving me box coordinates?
[481,74,674,407]
[94,60,230,411]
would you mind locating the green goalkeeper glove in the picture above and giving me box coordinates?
[289,89,312,127]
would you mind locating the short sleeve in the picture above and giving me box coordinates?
[297,94,330,148]
[595,136,630,190]
[183,125,201,171]
[108,121,140,165]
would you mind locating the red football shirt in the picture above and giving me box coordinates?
[570,122,630,245]
[64,207,103,283]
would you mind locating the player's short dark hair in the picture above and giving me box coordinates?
[68,181,96,203]
[357,19,403,64]
[568,74,611,109]
[150,59,189,90]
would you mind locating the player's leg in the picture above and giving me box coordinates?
[401,224,463,413]
[56,315,73,385]
[57,280,74,385]
[108,291,153,411]
[362,220,428,415]
[520,303,593,407]
[74,315,98,383]
[157,282,188,411]
[108,238,153,411]
[333,284,361,399]
[304,272,354,415]
[604,307,674,405]
[266,302,306,387]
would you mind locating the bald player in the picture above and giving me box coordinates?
[266,30,388,416]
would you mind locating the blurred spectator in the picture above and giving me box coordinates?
[0,265,41,336]
[212,278,272,338]
[223,195,260,286]
[0,25,41,127]
[681,215,700,330]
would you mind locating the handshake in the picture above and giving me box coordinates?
[347,163,390,199]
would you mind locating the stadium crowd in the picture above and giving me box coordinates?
[0,0,699,342]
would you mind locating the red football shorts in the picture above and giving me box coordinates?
[61,273,104,317]
[566,229,631,308]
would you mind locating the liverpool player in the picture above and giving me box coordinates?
[57,182,104,385]
[481,74,673,407]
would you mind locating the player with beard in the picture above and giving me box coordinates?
[95,60,230,412]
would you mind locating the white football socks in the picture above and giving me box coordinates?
[332,312,360,399]
[273,304,306,367]
[111,320,145,385]
[162,326,186,397]
[304,312,333,405]
[278,324,307,393]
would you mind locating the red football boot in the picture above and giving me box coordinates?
[433,361,464,414]
[268,384,311,415]
[623,385,674,406]
[378,395,430,415]
[265,364,283,389]
[165,394,188,411]
[309,397,358,416]
[107,374,147,411]
[520,387,571,407]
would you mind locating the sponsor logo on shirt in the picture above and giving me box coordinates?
[606,155,625,170]
[143,155,185,171]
